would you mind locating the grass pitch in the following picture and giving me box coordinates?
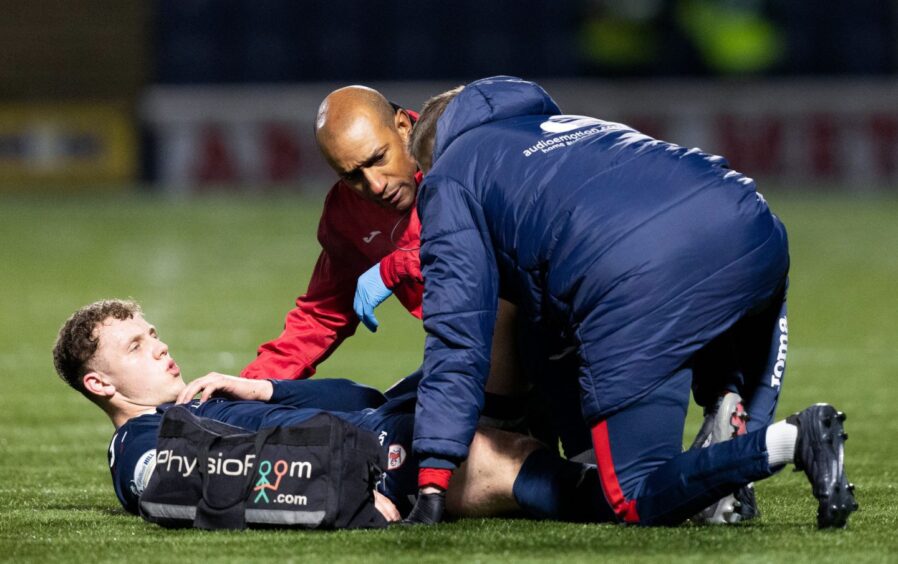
[1,191,897,563]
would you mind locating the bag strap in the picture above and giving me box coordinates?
[240,426,284,500]
[196,426,281,511]
[193,425,280,530]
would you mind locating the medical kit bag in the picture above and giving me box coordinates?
[138,405,387,530]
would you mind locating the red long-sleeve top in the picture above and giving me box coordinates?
[241,173,423,380]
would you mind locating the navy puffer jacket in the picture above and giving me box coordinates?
[414,76,788,465]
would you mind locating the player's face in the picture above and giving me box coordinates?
[323,109,418,212]
[92,315,185,405]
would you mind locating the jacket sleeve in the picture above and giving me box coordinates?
[241,244,366,381]
[380,248,424,319]
[413,175,498,464]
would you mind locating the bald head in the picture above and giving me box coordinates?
[316,86,396,147]
[314,85,419,212]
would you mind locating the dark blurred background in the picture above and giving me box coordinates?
[1,0,896,192]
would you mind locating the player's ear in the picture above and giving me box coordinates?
[395,109,413,142]
[83,371,116,399]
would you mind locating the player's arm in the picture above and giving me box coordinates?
[176,372,386,412]
[406,176,499,523]
[242,244,368,381]
[109,415,162,514]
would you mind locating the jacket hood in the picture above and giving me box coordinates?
[433,76,561,163]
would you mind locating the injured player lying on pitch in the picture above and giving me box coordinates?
[52,299,608,525]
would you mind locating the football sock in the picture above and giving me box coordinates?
[512,448,604,521]
[765,420,798,467]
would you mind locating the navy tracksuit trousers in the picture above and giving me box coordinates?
[590,369,777,525]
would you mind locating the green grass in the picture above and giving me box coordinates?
[1,191,897,563]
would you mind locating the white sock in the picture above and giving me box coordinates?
[766,420,798,466]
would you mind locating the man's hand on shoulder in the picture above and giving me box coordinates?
[175,372,274,405]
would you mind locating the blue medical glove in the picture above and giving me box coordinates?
[354,263,393,332]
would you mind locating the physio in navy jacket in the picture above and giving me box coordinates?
[406,77,791,525]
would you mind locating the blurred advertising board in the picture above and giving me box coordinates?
[142,80,898,192]
[141,86,336,194]
[0,104,136,190]
[548,80,898,190]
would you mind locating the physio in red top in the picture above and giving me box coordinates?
[242,86,424,381]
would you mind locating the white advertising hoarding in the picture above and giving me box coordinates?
[141,80,898,192]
